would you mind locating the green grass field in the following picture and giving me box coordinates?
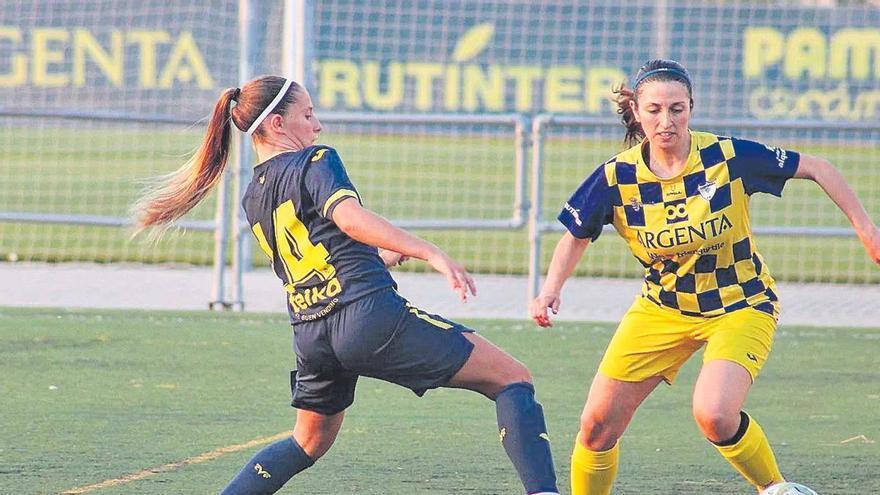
[2,307,878,494]
[1,125,878,282]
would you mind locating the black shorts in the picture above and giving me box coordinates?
[290,287,475,415]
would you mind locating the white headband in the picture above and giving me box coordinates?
[246,79,294,135]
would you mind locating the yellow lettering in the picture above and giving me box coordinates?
[32,28,69,87]
[794,88,827,117]
[853,89,880,120]
[291,293,307,311]
[505,66,543,111]
[405,63,443,110]
[317,60,361,108]
[748,87,796,120]
[286,279,343,312]
[73,29,123,87]
[273,200,336,285]
[158,32,213,89]
[0,27,26,87]
[749,84,878,122]
[785,28,825,79]
[743,27,784,79]
[444,65,460,111]
[127,30,170,88]
[462,65,504,112]
[586,67,626,113]
[821,83,853,120]
[362,61,403,110]
[544,66,583,112]
[252,223,274,262]
[326,278,342,297]
[749,88,777,119]
[829,28,880,81]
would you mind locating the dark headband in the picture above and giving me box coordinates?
[632,67,691,89]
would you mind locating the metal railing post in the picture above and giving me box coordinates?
[654,0,669,59]
[209,151,231,310]
[284,0,315,89]
[229,0,266,311]
[512,114,530,226]
[527,115,551,303]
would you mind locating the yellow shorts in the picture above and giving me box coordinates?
[598,296,777,384]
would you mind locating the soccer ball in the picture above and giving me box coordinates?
[760,482,819,495]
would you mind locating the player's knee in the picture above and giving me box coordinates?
[481,361,531,400]
[484,355,532,391]
[579,412,619,451]
[293,424,341,460]
[692,406,738,442]
[501,360,532,386]
[296,433,335,460]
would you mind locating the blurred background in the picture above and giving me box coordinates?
[1,0,878,314]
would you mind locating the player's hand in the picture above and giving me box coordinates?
[426,251,476,302]
[529,292,561,328]
[859,224,880,266]
[379,249,409,267]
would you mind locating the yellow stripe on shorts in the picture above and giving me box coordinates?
[405,302,453,330]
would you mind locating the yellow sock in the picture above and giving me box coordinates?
[713,413,784,489]
[570,433,619,495]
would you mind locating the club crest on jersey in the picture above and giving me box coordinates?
[629,197,642,211]
[698,181,717,201]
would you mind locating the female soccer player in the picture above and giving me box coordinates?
[135,75,559,495]
[529,59,879,494]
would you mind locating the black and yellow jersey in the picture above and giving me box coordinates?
[242,146,394,324]
[559,131,800,318]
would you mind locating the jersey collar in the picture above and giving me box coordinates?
[635,129,700,183]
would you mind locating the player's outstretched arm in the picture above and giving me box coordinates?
[331,197,476,301]
[794,154,880,266]
[529,231,590,327]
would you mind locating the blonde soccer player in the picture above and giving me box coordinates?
[529,59,880,494]
[136,76,559,495]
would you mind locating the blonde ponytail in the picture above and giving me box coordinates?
[133,76,301,234]
[134,88,237,233]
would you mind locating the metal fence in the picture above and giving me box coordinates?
[2,0,878,309]
[221,111,531,309]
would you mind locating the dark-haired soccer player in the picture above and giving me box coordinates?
[529,59,879,495]
[135,75,559,495]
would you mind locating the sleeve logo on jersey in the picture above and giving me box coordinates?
[664,199,689,224]
[563,202,583,226]
[310,148,328,162]
[697,180,717,201]
[762,144,788,168]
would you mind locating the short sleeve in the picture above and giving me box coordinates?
[727,138,800,197]
[557,165,614,241]
[303,147,362,218]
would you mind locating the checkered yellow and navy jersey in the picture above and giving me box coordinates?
[559,131,800,318]
[242,146,394,324]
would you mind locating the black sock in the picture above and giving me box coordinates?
[495,382,559,494]
[220,436,314,495]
